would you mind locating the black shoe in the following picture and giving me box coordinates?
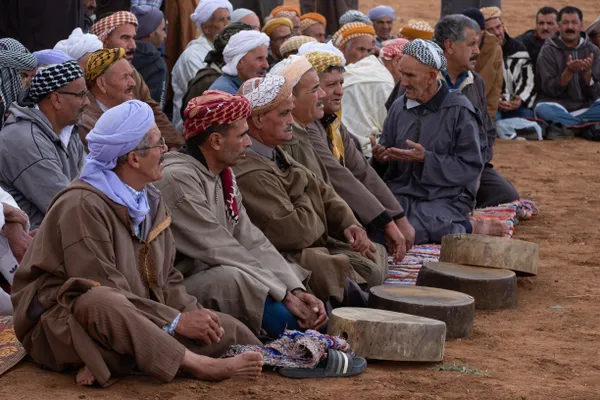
[545,123,575,140]
[582,124,600,141]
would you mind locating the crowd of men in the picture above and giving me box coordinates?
[0,0,598,387]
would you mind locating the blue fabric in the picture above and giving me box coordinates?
[163,313,181,335]
[262,296,300,339]
[33,49,73,66]
[80,100,155,227]
[496,107,535,120]
[368,6,395,20]
[534,102,600,127]
[442,70,469,90]
[208,74,243,94]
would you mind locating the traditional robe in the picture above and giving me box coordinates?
[280,122,329,182]
[376,82,483,245]
[11,180,259,385]
[475,31,504,120]
[233,141,387,302]
[154,151,310,333]
[306,117,405,236]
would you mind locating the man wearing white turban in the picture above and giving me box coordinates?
[171,0,233,130]
[230,8,261,31]
[11,99,264,387]
[208,30,270,94]
[54,28,103,71]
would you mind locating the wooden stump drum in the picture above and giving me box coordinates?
[417,262,518,310]
[327,307,446,362]
[440,234,539,276]
[368,285,475,339]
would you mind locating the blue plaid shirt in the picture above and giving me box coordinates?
[131,0,163,8]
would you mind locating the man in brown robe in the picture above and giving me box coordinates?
[234,73,388,307]
[11,100,262,387]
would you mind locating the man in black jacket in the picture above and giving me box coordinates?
[516,7,558,68]
[132,5,168,110]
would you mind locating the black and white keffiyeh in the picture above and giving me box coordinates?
[402,39,447,71]
[0,38,37,124]
[28,60,84,103]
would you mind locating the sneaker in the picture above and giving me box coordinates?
[545,123,575,140]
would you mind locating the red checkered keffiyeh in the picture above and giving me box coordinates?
[90,11,139,42]
[380,38,409,61]
[183,90,252,225]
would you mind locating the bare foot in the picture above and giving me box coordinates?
[76,365,96,386]
[181,350,263,381]
[470,218,510,237]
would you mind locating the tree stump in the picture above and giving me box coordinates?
[417,262,518,310]
[327,307,446,362]
[439,234,539,276]
[368,285,474,339]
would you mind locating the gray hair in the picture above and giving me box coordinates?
[115,133,151,168]
[433,15,481,50]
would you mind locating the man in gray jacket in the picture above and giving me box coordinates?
[0,60,88,229]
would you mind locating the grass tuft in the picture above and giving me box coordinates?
[431,361,491,376]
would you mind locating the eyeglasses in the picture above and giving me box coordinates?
[135,137,166,151]
[57,90,89,99]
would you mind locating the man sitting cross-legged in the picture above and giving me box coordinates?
[233,74,388,308]
[372,40,508,245]
[154,90,327,338]
[11,100,263,387]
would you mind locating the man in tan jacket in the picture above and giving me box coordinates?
[11,100,262,387]
[154,90,327,338]
[89,11,184,149]
[234,74,388,307]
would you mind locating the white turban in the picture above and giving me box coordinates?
[268,55,313,87]
[222,30,270,75]
[54,28,103,61]
[190,0,233,28]
[231,8,255,23]
[297,40,346,64]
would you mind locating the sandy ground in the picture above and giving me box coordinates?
[3,1,600,399]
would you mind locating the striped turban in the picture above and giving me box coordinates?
[28,60,84,103]
[262,18,293,36]
[398,20,434,41]
[183,90,251,140]
[339,10,371,27]
[297,40,346,63]
[0,38,36,124]
[380,38,409,61]
[402,39,447,71]
[271,6,300,18]
[54,28,103,61]
[305,51,345,74]
[268,55,313,87]
[85,48,127,88]
[368,6,395,21]
[333,22,376,49]
[90,11,139,42]
[239,75,292,115]
[280,36,317,57]
[300,13,327,32]
[190,0,233,29]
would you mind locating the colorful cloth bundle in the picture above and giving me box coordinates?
[226,329,355,369]
[386,200,538,286]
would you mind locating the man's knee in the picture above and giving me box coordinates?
[73,286,129,320]
[185,266,266,302]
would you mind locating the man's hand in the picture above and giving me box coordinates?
[370,136,388,163]
[175,309,224,345]
[566,55,583,73]
[283,291,315,327]
[580,53,594,83]
[509,96,523,110]
[292,290,328,331]
[395,217,415,251]
[2,203,28,231]
[3,223,32,263]
[498,100,513,112]
[384,140,426,162]
[384,221,407,262]
[344,225,377,261]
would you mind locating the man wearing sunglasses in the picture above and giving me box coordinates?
[0,60,88,229]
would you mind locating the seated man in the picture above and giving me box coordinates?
[54,28,103,71]
[234,75,388,306]
[339,10,371,27]
[11,100,263,387]
[208,30,270,94]
[516,7,559,68]
[0,60,87,229]
[373,40,507,244]
[332,23,394,156]
[482,7,536,119]
[131,5,168,109]
[230,8,261,31]
[90,11,183,149]
[171,0,232,130]
[155,90,326,338]
[0,38,37,125]
[300,13,327,43]
[397,20,434,41]
[303,50,415,255]
[434,15,520,208]
[80,48,136,141]
[586,17,600,49]
[368,6,396,48]
[534,6,600,138]
[262,18,294,67]
[270,6,302,35]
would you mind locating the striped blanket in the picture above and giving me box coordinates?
[385,200,539,286]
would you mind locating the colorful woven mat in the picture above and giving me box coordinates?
[386,200,539,286]
[0,315,26,376]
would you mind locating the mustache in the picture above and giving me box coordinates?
[159,155,165,164]
[470,55,478,61]
[316,100,324,107]
[284,125,293,133]
[256,68,268,76]
[566,29,576,34]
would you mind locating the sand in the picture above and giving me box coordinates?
[2,1,600,399]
